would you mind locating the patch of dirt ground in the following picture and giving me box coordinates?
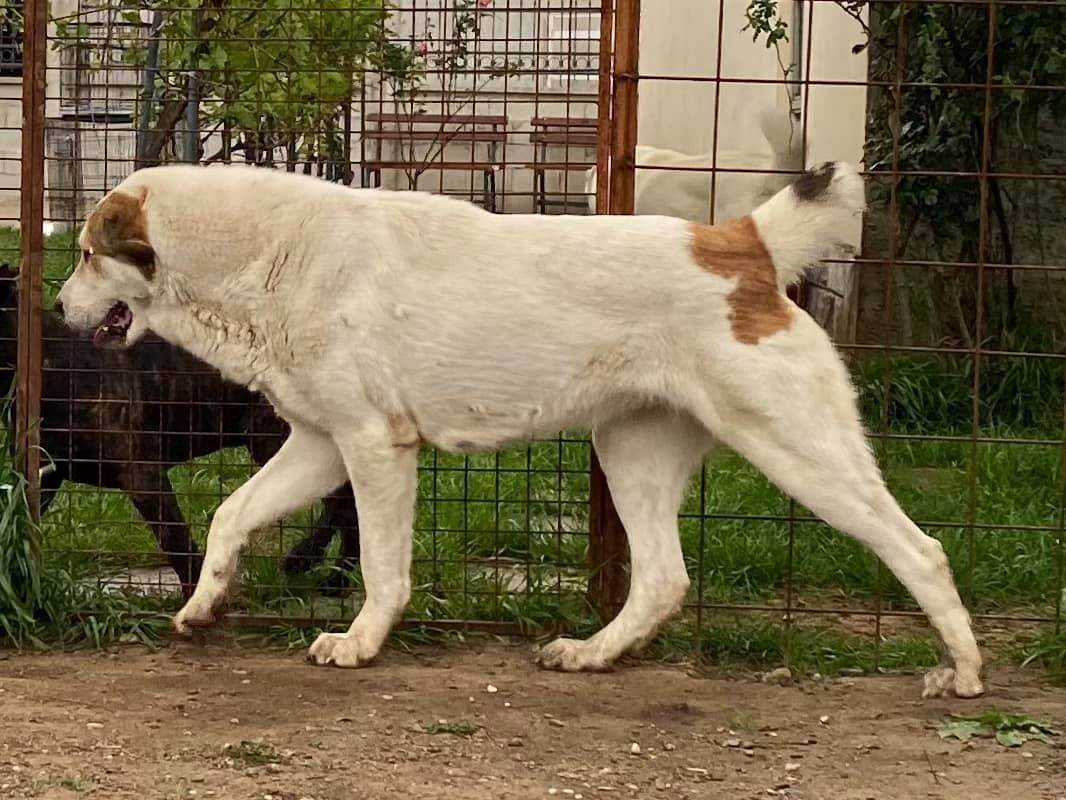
[0,640,1064,799]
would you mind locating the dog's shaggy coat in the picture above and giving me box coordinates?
[56,162,983,698]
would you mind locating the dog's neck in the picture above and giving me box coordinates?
[147,272,273,391]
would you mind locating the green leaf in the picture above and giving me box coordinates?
[938,719,985,741]
[995,729,1026,748]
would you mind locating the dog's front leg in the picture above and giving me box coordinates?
[173,424,348,634]
[307,424,417,668]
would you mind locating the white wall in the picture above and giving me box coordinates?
[637,0,790,157]
[637,1,868,164]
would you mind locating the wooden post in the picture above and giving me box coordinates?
[18,0,47,517]
[587,0,640,622]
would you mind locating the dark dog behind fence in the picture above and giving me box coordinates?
[0,265,360,598]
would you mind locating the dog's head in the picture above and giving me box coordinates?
[56,188,156,349]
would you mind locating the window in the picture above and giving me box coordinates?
[0,2,22,77]
[543,8,599,90]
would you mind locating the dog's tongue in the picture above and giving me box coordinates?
[93,303,132,347]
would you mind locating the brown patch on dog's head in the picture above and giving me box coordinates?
[84,189,155,278]
[688,218,792,345]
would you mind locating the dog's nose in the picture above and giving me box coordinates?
[54,299,64,316]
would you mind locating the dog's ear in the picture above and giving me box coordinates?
[85,189,155,278]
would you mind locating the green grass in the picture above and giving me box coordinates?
[649,615,942,675]
[4,229,1066,678]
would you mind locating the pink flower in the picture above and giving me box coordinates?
[477,0,492,8]
[417,41,429,57]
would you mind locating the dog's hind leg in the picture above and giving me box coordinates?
[537,408,712,672]
[280,484,361,595]
[130,472,202,599]
[281,510,339,577]
[173,424,348,633]
[323,484,362,594]
[687,327,983,698]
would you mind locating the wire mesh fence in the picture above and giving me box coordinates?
[7,0,1066,671]
[11,0,610,637]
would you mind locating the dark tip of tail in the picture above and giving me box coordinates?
[792,162,836,202]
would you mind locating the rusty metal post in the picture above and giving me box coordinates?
[593,0,614,215]
[18,0,47,517]
[587,0,640,623]
[607,0,638,216]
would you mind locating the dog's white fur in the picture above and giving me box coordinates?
[57,162,983,698]
[584,109,805,223]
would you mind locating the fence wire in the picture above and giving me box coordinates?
[7,0,1066,670]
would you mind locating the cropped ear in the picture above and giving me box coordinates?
[85,188,155,278]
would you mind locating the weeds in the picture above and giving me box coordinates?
[939,711,1060,747]
[222,740,285,767]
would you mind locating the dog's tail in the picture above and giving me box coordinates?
[750,161,865,289]
[757,108,806,174]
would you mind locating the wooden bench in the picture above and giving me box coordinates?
[528,116,599,214]
[362,113,508,211]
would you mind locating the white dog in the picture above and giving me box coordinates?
[584,109,805,223]
[56,161,983,699]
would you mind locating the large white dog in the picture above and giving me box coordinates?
[56,161,983,698]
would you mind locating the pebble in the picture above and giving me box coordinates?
[785,762,801,772]
[86,722,104,730]
[722,738,741,748]
[549,718,566,728]
[762,667,792,686]
[229,718,239,725]
[486,685,499,694]
[819,715,830,725]
[508,738,524,747]
[629,743,642,755]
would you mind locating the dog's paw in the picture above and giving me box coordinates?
[172,596,224,636]
[534,638,612,673]
[306,632,376,668]
[922,666,985,699]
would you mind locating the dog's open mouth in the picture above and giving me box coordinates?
[93,302,132,347]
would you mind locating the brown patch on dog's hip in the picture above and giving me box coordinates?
[688,218,792,345]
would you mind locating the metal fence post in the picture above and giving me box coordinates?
[18,0,46,517]
[587,0,639,623]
